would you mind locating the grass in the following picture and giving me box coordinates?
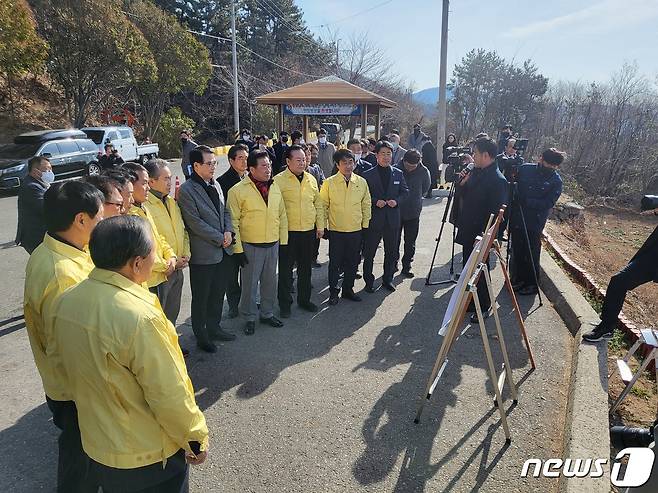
[630,386,652,400]
[609,329,630,352]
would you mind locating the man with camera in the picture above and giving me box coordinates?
[455,137,508,320]
[583,205,658,342]
[509,148,565,296]
[496,138,523,181]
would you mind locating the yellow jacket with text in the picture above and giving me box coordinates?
[51,268,209,469]
[23,233,95,401]
[320,172,372,232]
[273,168,325,231]
[129,204,176,287]
[227,177,288,253]
[144,191,191,259]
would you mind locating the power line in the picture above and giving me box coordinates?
[309,0,397,28]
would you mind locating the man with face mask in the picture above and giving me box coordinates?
[510,148,564,296]
[273,131,290,175]
[180,129,198,180]
[407,123,428,150]
[331,139,372,176]
[388,132,407,165]
[16,156,54,253]
[235,128,256,152]
[316,128,336,178]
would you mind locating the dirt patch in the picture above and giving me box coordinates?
[545,206,658,429]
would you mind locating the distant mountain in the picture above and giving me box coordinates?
[412,87,453,111]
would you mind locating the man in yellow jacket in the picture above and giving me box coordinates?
[23,181,105,491]
[273,145,325,317]
[51,215,209,491]
[143,159,190,329]
[228,149,288,335]
[123,162,177,296]
[320,148,372,306]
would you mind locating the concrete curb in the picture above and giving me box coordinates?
[540,251,610,492]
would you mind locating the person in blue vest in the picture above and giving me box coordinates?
[361,141,409,292]
[510,148,564,296]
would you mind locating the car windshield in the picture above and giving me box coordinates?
[83,130,105,144]
[0,143,41,159]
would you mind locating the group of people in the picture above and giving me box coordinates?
[18,125,436,491]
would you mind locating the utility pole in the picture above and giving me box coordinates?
[436,0,449,160]
[231,0,240,135]
[335,39,340,76]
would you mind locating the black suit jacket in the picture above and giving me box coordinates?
[16,175,48,253]
[455,162,508,246]
[362,165,409,230]
[217,166,243,201]
[272,142,288,174]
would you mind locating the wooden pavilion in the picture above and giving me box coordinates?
[255,76,397,141]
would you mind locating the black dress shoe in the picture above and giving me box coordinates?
[260,316,284,327]
[382,282,396,292]
[209,327,236,341]
[328,295,339,306]
[364,284,379,293]
[197,341,217,353]
[342,290,362,302]
[280,305,291,318]
[401,270,414,278]
[299,302,319,312]
[244,321,255,335]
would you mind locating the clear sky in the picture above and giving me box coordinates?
[299,0,658,91]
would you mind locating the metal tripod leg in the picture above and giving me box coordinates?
[426,184,458,286]
[516,204,543,306]
[483,264,518,405]
[472,285,512,443]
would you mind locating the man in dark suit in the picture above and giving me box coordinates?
[272,131,290,175]
[362,141,409,292]
[217,144,249,319]
[455,137,509,321]
[16,156,54,254]
[177,145,236,353]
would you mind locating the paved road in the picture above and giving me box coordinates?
[0,160,572,492]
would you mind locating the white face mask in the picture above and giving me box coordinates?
[318,136,327,144]
[243,134,251,141]
[41,170,55,184]
[354,153,362,161]
[299,138,306,145]
[391,142,399,150]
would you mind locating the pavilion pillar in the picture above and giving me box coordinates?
[360,104,368,139]
[277,104,285,133]
[374,106,381,139]
[303,115,309,142]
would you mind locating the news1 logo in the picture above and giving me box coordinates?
[520,448,655,487]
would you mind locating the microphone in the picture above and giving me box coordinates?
[458,163,475,185]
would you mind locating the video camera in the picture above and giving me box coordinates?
[445,146,473,183]
[500,138,529,182]
[641,195,658,212]
[611,421,656,450]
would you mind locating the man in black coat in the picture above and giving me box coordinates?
[455,137,508,318]
[362,141,409,292]
[216,144,249,319]
[16,156,54,253]
[98,144,124,171]
[272,131,290,174]
[583,211,658,342]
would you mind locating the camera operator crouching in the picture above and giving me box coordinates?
[510,148,565,296]
[455,137,509,322]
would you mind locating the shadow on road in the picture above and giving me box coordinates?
[351,260,533,491]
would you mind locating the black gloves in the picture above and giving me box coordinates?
[235,252,249,267]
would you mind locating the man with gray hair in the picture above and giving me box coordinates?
[143,159,190,351]
[388,132,407,164]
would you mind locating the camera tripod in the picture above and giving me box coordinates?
[504,183,543,307]
[425,182,459,286]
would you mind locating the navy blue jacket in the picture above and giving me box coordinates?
[362,165,409,230]
[455,162,508,246]
[512,163,563,233]
[16,175,48,253]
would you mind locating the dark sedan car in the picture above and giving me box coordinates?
[0,130,99,189]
